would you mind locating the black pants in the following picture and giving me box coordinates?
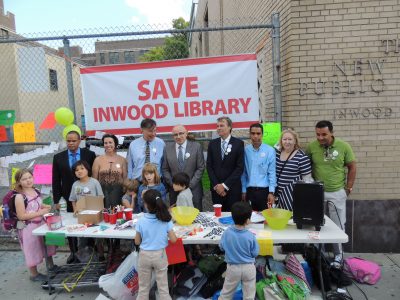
[246,187,269,211]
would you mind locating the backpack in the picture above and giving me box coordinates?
[2,188,40,231]
[343,257,381,285]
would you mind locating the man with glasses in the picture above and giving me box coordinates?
[162,125,205,210]
[306,120,356,268]
[127,118,165,182]
[52,130,96,264]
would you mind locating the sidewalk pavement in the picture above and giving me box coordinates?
[0,248,399,300]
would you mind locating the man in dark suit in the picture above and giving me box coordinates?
[162,125,205,210]
[207,117,244,211]
[52,130,96,263]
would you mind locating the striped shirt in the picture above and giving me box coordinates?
[275,149,312,211]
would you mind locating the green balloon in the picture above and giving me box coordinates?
[55,107,74,126]
[63,124,82,139]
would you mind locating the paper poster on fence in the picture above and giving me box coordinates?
[81,54,259,135]
[13,122,36,143]
[33,164,53,184]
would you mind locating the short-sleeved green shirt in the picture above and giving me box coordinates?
[306,137,356,192]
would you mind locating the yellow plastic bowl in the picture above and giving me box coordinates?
[261,208,292,230]
[171,206,199,225]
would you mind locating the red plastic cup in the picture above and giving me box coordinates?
[117,211,123,219]
[124,208,133,220]
[213,204,222,217]
[109,213,117,224]
[102,211,109,223]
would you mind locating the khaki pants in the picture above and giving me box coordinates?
[219,263,256,300]
[137,249,171,300]
[325,188,347,255]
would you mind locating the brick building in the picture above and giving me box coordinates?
[190,0,400,252]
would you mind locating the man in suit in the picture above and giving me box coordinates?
[162,125,205,210]
[207,117,244,211]
[52,130,96,263]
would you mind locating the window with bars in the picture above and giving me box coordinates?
[49,69,58,91]
[124,51,135,63]
[109,52,119,64]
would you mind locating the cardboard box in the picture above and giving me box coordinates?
[76,196,104,224]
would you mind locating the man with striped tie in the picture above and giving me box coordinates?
[207,117,244,211]
[162,125,205,210]
[127,118,165,182]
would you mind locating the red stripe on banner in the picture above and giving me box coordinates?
[80,54,257,74]
[86,121,257,136]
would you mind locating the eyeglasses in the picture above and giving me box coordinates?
[173,132,186,137]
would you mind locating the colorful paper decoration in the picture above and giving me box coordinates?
[13,122,36,143]
[11,167,19,186]
[262,122,281,146]
[33,164,53,184]
[0,110,16,126]
[0,126,7,142]
[39,112,57,129]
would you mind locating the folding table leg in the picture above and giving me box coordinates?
[317,244,326,300]
[43,237,53,295]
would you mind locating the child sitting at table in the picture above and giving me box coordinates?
[137,163,167,212]
[121,179,139,212]
[172,172,193,207]
[135,189,177,300]
[218,201,259,300]
[13,168,58,282]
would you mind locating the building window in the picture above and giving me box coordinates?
[139,49,147,55]
[49,69,58,91]
[0,29,9,39]
[124,51,135,63]
[109,52,119,64]
[100,53,105,64]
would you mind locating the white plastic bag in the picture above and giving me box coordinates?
[99,251,140,300]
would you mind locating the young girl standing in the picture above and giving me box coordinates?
[14,169,57,281]
[135,189,177,300]
[137,163,167,212]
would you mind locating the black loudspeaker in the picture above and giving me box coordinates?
[293,181,325,231]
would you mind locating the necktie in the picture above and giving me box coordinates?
[71,152,77,166]
[178,145,184,170]
[145,141,150,163]
[221,141,226,159]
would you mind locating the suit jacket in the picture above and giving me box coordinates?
[52,148,96,212]
[206,136,244,211]
[162,140,205,210]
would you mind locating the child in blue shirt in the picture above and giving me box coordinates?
[137,163,167,212]
[219,201,259,300]
[135,189,177,300]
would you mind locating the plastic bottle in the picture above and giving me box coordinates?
[59,197,67,224]
[3,204,10,219]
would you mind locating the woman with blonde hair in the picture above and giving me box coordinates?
[275,129,313,211]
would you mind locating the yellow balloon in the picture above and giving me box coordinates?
[55,107,74,126]
[63,124,82,139]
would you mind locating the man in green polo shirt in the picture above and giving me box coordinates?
[306,120,356,268]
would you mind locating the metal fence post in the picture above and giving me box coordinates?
[271,12,282,123]
[63,38,77,122]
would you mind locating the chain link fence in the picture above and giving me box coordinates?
[0,16,280,147]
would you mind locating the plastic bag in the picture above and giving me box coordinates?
[99,251,143,300]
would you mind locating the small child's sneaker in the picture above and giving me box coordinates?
[331,254,342,269]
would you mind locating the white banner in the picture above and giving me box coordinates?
[80,54,259,135]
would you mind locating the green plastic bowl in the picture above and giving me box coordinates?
[171,206,199,225]
[261,208,292,230]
